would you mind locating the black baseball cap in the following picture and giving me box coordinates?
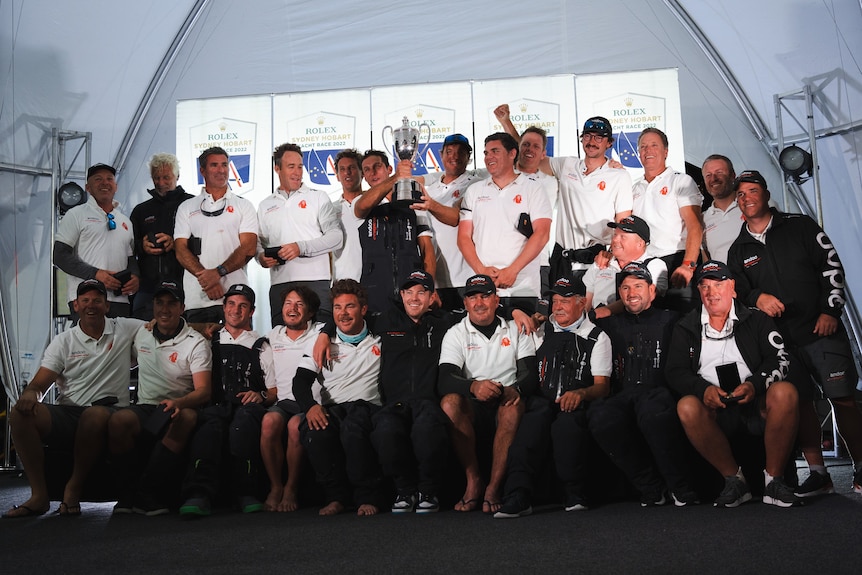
[618,262,653,284]
[463,274,496,296]
[77,279,107,297]
[608,215,650,243]
[733,170,768,191]
[544,276,587,298]
[87,163,117,179]
[442,133,472,153]
[154,280,184,303]
[400,270,434,292]
[582,116,613,139]
[695,260,733,284]
[224,283,256,306]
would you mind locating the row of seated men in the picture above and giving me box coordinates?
[34,103,861,517]
[3,248,857,519]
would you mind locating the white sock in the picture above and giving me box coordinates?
[764,470,776,485]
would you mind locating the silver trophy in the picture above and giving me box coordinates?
[382,116,431,206]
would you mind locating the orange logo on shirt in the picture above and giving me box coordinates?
[513,195,522,204]
[227,206,234,213]
[501,337,511,347]
[169,352,178,363]
[598,181,606,191]
[122,222,129,231]
[453,190,460,199]
[107,342,113,351]
[372,345,381,356]
[660,187,668,196]
[299,200,307,209]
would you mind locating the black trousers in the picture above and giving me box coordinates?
[503,395,552,498]
[550,405,591,495]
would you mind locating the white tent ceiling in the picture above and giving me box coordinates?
[1,0,860,388]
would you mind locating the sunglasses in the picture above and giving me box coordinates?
[106,213,116,231]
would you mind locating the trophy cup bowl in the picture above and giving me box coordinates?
[382,116,431,206]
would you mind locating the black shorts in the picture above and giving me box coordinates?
[45,404,87,449]
[715,400,765,438]
[268,399,302,421]
[795,329,859,399]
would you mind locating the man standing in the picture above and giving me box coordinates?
[54,163,139,319]
[583,215,667,317]
[589,263,699,507]
[458,133,552,313]
[180,284,276,517]
[260,285,322,512]
[727,170,862,496]
[438,274,538,514]
[294,279,385,516]
[496,108,633,282]
[108,281,212,515]
[258,143,343,326]
[130,153,194,319]
[632,128,703,293]
[174,146,258,323]
[4,280,140,518]
[332,149,365,282]
[701,154,742,264]
[668,261,801,508]
[354,150,435,313]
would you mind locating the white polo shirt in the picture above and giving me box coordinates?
[632,167,702,258]
[257,185,342,284]
[40,317,143,407]
[135,320,212,405]
[703,202,744,264]
[549,157,633,260]
[460,173,552,298]
[521,170,559,267]
[583,255,668,307]
[55,196,135,305]
[261,322,323,402]
[296,329,382,406]
[174,188,258,310]
[438,316,536,387]
[332,196,363,282]
[424,169,484,289]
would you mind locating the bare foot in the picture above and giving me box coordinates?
[357,504,379,516]
[454,481,484,512]
[2,497,50,518]
[277,491,298,512]
[482,486,501,514]
[319,501,345,516]
[264,486,283,512]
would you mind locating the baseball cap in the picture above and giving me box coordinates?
[87,163,117,179]
[733,170,768,191]
[224,283,256,306]
[618,262,653,284]
[544,276,587,298]
[608,215,650,243]
[400,270,434,292]
[76,278,107,297]
[694,260,733,284]
[463,274,496,296]
[442,133,473,153]
[582,116,613,139]
[154,280,184,303]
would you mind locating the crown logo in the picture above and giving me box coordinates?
[317,116,325,125]
[519,103,528,112]
[625,97,633,107]
[415,108,424,118]
[218,122,227,131]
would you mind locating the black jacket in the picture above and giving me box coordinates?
[666,301,790,401]
[129,186,194,292]
[727,208,846,348]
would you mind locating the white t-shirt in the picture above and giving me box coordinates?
[174,189,259,310]
[135,320,212,405]
[257,185,341,284]
[549,156,633,260]
[438,316,536,387]
[632,167,702,258]
[296,331,382,406]
[55,196,135,305]
[583,254,669,307]
[40,317,143,407]
[424,170,483,288]
[703,202,744,264]
[261,322,323,402]
[332,195,363,282]
[460,173,553,297]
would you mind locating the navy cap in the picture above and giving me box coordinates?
[608,215,650,243]
[224,283,256,306]
[695,260,733,284]
[733,170,768,191]
[154,280,184,303]
[400,270,434,292]
[87,163,117,179]
[442,133,472,153]
[618,262,653,284]
[582,116,613,139]
[77,279,107,297]
[463,274,496,296]
[544,276,587,298]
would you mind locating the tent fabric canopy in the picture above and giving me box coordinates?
[1,0,860,394]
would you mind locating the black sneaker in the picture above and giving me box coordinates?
[714,476,751,508]
[238,495,263,514]
[763,478,803,508]
[564,495,589,512]
[672,489,700,507]
[178,496,211,518]
[640,491,668,507]
[391,493,417,514]
[795,471,834,498]
[415,493,439,514]
[494,490,532,519]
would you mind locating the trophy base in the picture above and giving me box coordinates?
[391,179,422,207]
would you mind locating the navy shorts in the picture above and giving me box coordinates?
[796,328,859,399]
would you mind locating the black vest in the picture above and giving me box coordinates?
[210,332,267,405]
[536,323,602,402]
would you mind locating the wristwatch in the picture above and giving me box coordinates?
[682,260,697,270]
[216,264,228,277]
